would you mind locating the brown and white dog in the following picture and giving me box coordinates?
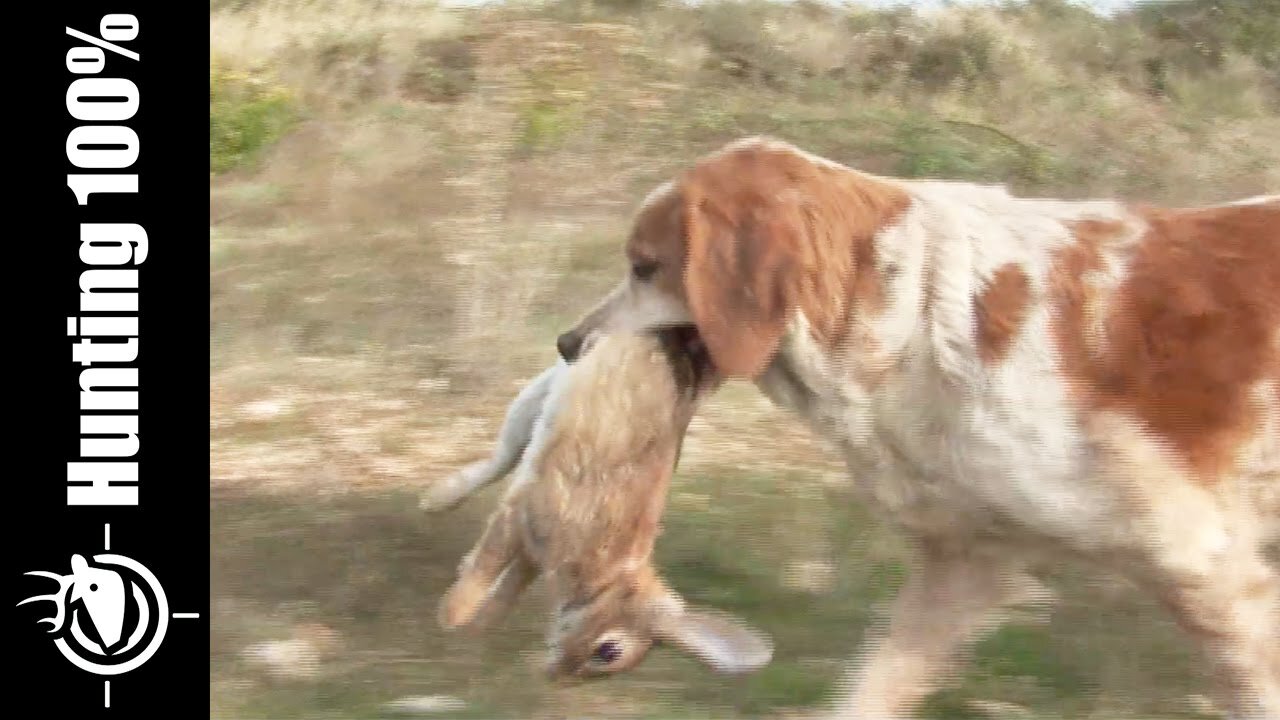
[555,137,1280,719]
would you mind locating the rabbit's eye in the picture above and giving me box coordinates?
[593,639,622,664]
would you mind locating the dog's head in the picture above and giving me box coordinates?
[555,137,911,379]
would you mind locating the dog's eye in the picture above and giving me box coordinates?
[632,261,658,281]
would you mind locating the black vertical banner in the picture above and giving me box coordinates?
[10,2,208,715]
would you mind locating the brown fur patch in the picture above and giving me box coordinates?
[676,140,912,378]
[1051,202,1280,482]
[974,263,1033,365]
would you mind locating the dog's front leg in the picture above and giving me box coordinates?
[826,539,1029,719]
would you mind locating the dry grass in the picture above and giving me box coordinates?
[210,0,1277,717]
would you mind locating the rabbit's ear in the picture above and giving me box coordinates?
[653,598,773,674]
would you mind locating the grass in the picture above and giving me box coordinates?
[210,0,1276,717]
[210,466,1216,719]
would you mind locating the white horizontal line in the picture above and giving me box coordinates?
[172,612,201,619]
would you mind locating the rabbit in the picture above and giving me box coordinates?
[424,327,774,680]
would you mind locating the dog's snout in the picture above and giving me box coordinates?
[556,331,584,362]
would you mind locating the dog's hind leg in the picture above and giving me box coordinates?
[1151,547,1280,720]
[421,361,563,512]
[1131,492,1280,720]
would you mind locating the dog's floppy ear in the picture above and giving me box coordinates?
[680,142,911,379]
[681,171,803,380]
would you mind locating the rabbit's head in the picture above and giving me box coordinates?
[544,570,772,681]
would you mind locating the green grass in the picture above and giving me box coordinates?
[210,63,296,174]
[210,464,1215,719]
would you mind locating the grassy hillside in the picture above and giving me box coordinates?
[210,1,1277,718]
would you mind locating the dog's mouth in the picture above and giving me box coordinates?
[665,324,703,355]
[568,325,715,382]
[661,324,716,385]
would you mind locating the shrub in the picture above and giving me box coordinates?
[907,24,997,91]
[698,0,798,89]
[1132,0,1280,88]
[401,38,478,103]
[210,59,296,174]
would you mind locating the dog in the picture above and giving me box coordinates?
[555,136,1279,719]
[426,327,773,680]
